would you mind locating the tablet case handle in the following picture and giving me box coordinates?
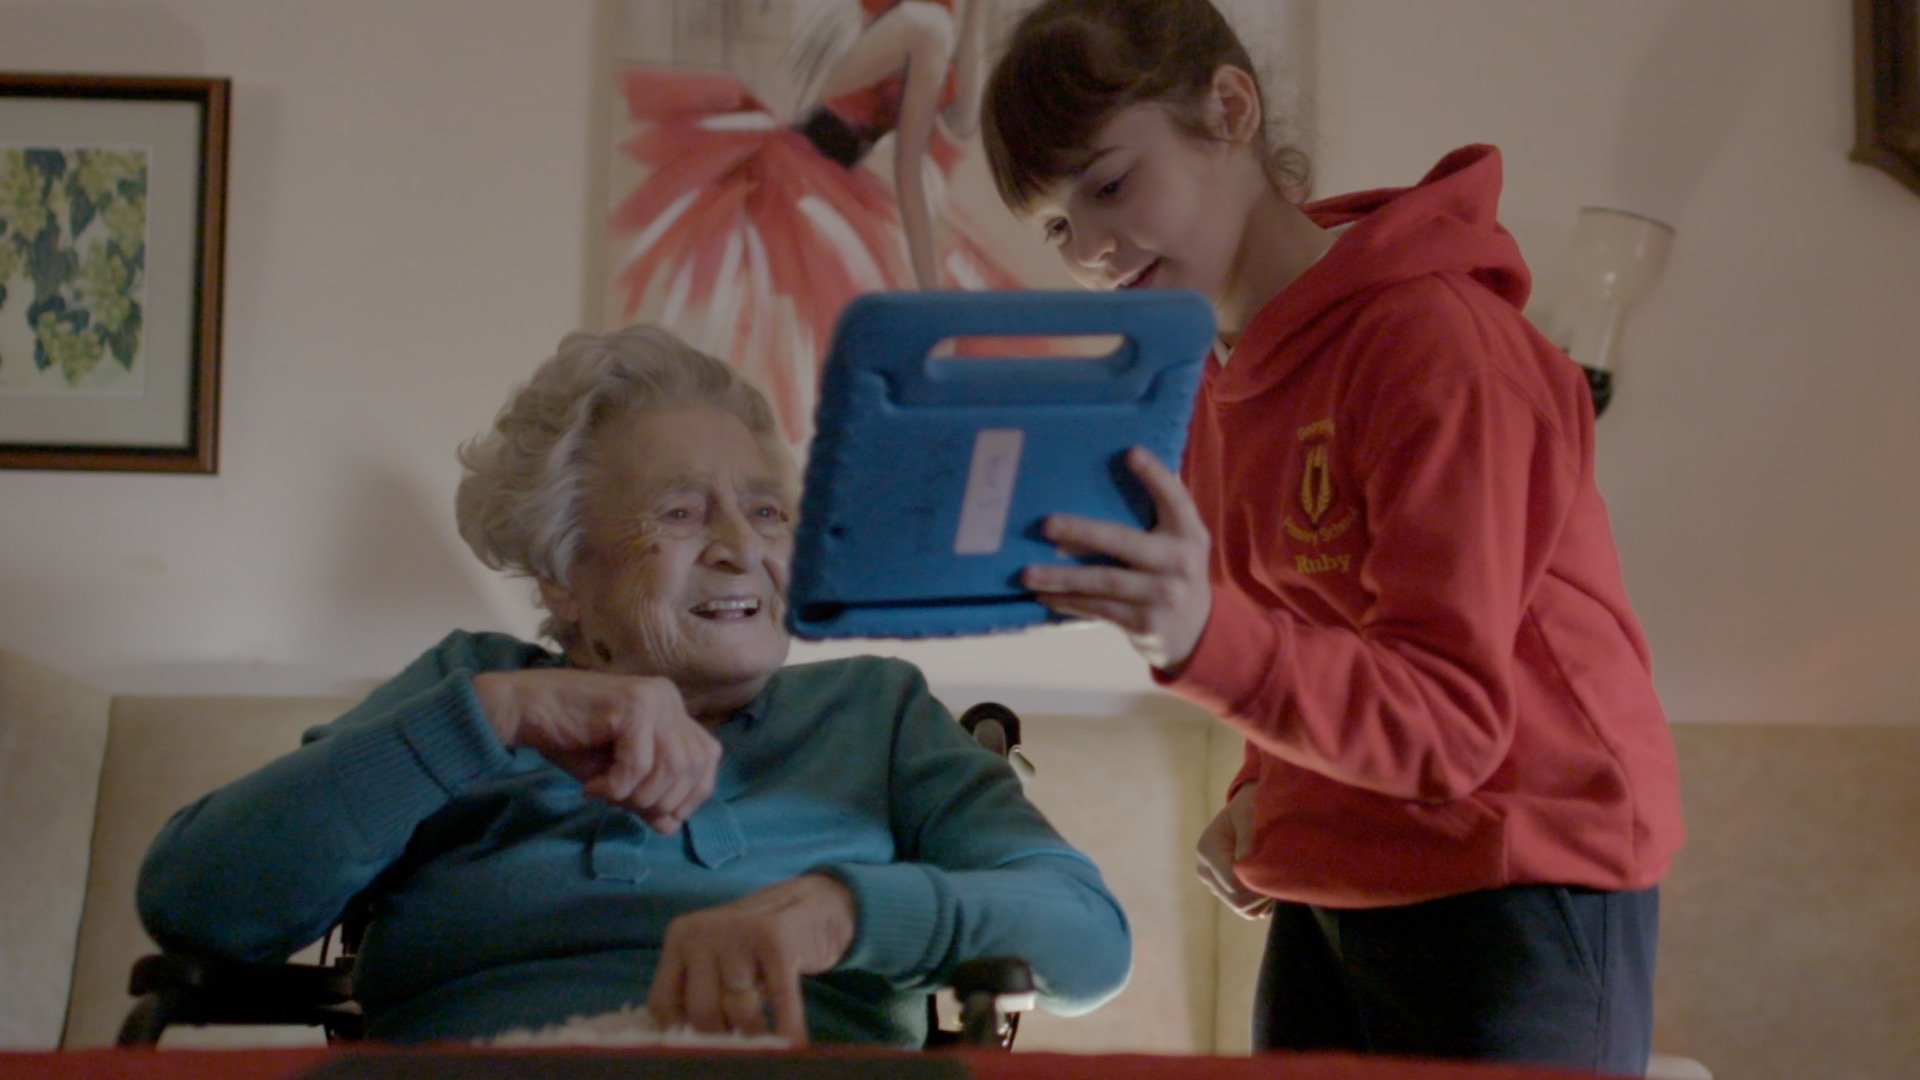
[829,290,1215,408]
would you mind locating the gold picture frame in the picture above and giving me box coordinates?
[0,73,228,473]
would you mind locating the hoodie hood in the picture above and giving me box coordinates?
[1216,145,1531,402]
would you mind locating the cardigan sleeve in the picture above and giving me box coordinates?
[817,662,1132,1016]
[135,632,534,963]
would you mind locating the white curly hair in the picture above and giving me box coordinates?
[455,323,796,647]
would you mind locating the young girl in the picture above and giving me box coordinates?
[981,1,1683,1073]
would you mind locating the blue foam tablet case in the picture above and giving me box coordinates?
[786,289,1214,640]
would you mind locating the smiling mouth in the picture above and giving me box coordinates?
[1115,260,1161,290]
[691,597,762,621]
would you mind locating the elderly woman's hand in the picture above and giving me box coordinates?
[473,669,721,834]
[646,874,856,1045]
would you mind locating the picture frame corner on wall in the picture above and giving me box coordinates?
[0,71,231,475]
[1851,0,1920,198]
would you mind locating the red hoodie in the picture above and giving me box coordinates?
[1161,145,1683,908]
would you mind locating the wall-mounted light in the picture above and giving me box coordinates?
[1559,206,1675,416]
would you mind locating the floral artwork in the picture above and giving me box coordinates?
[0,145,149,395]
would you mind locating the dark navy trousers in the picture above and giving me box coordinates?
[1252,885,1659,1076]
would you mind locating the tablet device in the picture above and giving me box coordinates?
[786,289,1213,640]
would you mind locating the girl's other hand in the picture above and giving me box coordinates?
[1196,783,1272,919]
[1021,447,1213,672]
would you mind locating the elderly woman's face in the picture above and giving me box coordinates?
[546,402,795,713]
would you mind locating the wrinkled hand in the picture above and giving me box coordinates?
[647,874,857,1045]
[1196,782,1272,919]
[1021,447,1213,672]
[472,668,719,834]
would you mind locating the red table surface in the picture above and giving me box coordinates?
[0,1045,1615,1080]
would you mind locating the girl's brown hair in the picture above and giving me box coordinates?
[981,0,1307,212]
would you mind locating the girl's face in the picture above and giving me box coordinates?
[1022,99,1257,305]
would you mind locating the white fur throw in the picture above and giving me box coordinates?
[483,1004,792,1049]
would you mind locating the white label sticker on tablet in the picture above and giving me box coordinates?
[954,429,1024,555]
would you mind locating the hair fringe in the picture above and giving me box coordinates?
[983,0,1312,210]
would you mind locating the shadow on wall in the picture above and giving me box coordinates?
[581,0,620,332]
[66,464,522,698]
[314,461,531,674]
[1521,0,1759,346]
[1611,0,1763,225]
[0,5,205,69]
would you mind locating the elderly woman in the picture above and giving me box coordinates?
[136,324,1130,1047]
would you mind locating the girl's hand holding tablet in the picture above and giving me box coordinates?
[1022,446,1213,674]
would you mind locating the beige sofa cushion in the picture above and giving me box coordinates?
[0,651,112,1050]
[62,693,353,1049]
[1654,723,1920,1080]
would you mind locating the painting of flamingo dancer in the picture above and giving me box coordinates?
[604,0,1050,447]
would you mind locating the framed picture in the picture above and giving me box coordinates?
[1852,0,1920,197]
[0,73,229,473]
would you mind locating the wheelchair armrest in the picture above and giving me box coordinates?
[128,951,355,1002]
[117,951,362,1046]
[930,955,1035,1049]
[957,702,1035,780]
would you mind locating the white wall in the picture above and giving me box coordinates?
[3,0,1917,728]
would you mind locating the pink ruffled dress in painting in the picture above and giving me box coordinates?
[607,6,1025,444]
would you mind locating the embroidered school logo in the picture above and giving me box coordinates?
[1300,442,1333,525]
[1282,417,1359,567]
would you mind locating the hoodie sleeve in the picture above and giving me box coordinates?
[136,632,537,962]
[1165,278,1583,802]
[816,663,1131,1015]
